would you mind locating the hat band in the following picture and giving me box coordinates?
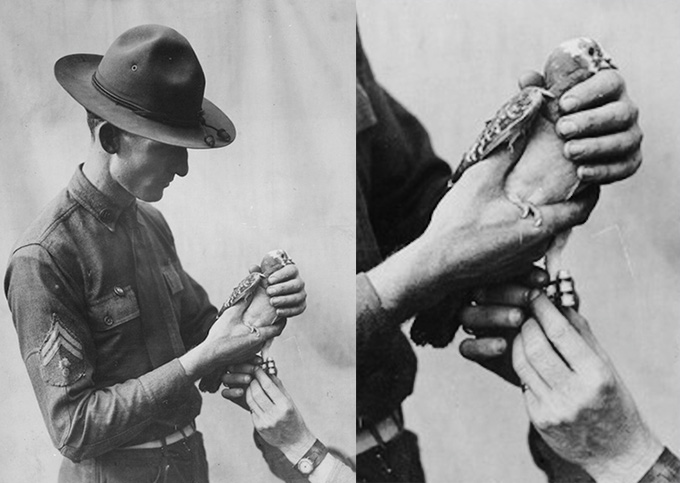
[91,72,201,128]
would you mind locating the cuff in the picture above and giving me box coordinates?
[138,358,193,411]
[253,431,309,482]
[639,448,680,483]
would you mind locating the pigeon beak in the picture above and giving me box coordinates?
[604,56,617,69]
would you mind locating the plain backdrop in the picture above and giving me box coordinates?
[358,1,680,482]
[0,1,355,482]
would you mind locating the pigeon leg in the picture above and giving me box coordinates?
[508,194,543,227]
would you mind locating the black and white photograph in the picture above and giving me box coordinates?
[357,1,680,482]
[0,1,355,482]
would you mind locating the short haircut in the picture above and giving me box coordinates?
[86,109,105,140]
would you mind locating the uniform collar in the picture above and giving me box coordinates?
[68,164,134,232]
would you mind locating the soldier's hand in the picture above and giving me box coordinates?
[266,264,307,318]
[459,266,549,386]
[220,356,262,411]
[519,69,642,185]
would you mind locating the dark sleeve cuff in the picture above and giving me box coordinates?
[253,431,309,483]
[639,448,680,483]
[528,425,595,483]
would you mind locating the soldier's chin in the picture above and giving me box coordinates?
[136,187,165,202]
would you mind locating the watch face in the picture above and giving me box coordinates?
[298,458,314,475]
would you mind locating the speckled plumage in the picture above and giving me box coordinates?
[451,86,551,184]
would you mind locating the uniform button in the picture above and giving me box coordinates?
[104,315,114,326]
[113,286,125,297]
[100,209,113,223]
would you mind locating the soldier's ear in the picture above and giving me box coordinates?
[98,123,120,155]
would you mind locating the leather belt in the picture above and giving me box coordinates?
[121,423,196,450]
[356,411,403,455]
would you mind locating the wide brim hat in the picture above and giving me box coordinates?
[55,24,235,149]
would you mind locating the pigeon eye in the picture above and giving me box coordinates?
[588,47,596,56]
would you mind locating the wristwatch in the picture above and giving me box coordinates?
[295,439,328,476]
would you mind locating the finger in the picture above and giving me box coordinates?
[518,266,550,288]
[473,283,535,308]
[576,151,642,184]
[556,100,639,140]
[559,69,625,114]
[266,277,305,297]
[221,371,254,386]
[564,129,642,164]
[518,70,545,89]
[276,305,304,318]
[221,386,245,399]
[252,366,287,405]
[267,264,298,284]
[520,317,572,386]
[245,385,261,414]
[248,265,263,274]
[529,291,593,372]
[460,337,509,359]
[258,320,287,340]
[460,337,521,386]
[460,305,525,332]
[512,332,549,397]
[561,307,611,362]
[539,186,600,233]
[270,293,306,309]
[226,356,264,374]
[249,377,275,412]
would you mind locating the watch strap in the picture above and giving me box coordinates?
[295,439,328,476]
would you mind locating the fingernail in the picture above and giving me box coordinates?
[557,120,577,138]
[566,142,584,159]
[269,298,278,307]
[560,96,578,113]
[528,289,542,302]
[509,309,523,326]
[243,375,251,383]
[577,166,593,180]
[534,271,548,285]
[266,287,276,296]
[492,339,507,354]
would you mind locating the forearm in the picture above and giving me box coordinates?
[28,355,195,461]
[530,425,676,483]
[254,431,355,483]
[365,238,433,321]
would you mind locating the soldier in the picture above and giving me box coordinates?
[4,24,306,482]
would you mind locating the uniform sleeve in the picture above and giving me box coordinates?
[175,266,217,350]
[356,32,452,262]
[529,425,680,483]
[5,244,195,462]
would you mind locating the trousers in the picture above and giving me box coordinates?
[58,431,209,483]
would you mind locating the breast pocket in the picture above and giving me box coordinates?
[89,285,141,331]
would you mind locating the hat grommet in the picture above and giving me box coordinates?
[131,64,138,71]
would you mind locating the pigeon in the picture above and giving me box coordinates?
[410,38,616,348]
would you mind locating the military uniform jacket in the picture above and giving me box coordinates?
[5,166,216,462]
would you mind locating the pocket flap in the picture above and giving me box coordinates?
[89,285,140,331]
